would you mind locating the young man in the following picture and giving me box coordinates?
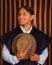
[0,6,52,65]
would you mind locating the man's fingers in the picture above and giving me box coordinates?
[20,51,22,54]
[24,51,27,54]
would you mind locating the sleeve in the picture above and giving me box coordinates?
[0,36,4,44]
[2,44,19,65]
[38,48,48,65]
[0,32,11,44]
[43,33,52,44]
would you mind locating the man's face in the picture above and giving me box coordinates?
[18,8,32,26]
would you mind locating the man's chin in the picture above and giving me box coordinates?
[19,23,25,26]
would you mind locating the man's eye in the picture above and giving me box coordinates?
[18,13,26,16]
[23,13,26,15]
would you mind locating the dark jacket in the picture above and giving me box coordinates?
[0,25,52,65]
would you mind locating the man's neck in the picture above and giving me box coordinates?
[21,24,32,31]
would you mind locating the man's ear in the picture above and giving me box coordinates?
[31,15,35,20]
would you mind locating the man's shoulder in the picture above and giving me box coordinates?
[0,26,20,42]
[32,26,44,35]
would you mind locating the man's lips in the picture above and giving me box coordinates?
[19,19,25,22]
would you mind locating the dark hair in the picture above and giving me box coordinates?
[17,6,34,25]
[17,6,34,15]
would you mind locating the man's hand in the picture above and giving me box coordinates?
[16,51,27,60]
[29,54,40,62]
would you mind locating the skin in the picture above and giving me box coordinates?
[16,8,40,61]
[18,8,34,31]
